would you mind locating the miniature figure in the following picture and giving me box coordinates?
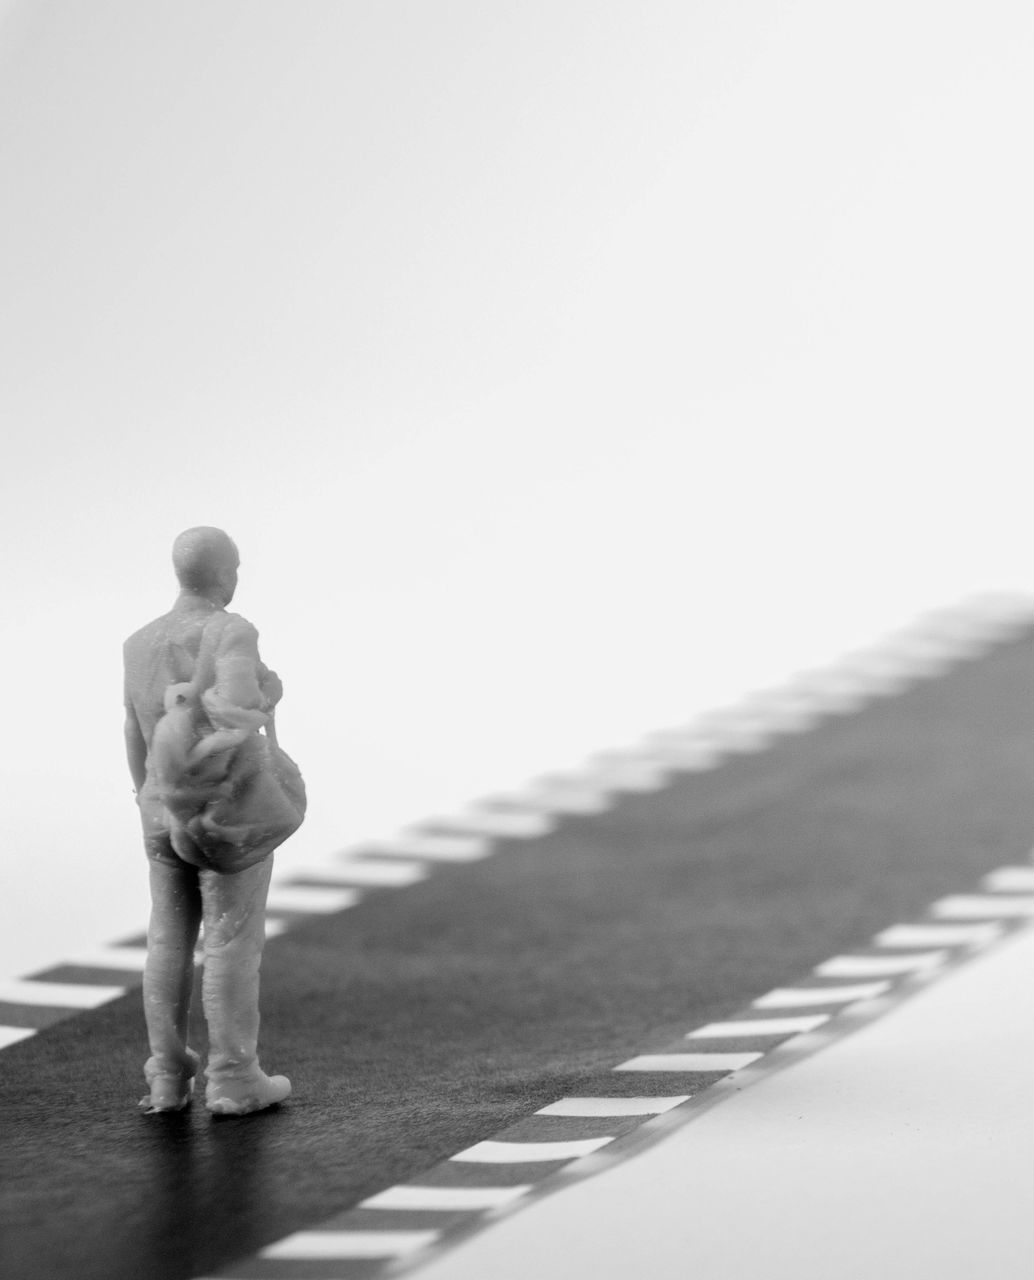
[123,527,306,1114]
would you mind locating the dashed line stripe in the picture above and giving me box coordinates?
[536,1097,690,1117]
[451,1138,615,1163]
[730,694,823,735]
[581,754,671,792]
[59,946,150,972]
[813,952,947,978]
[290,858,429,887]
[661,719,773,756]
[486,784,613,815]
[981,866,1034,892]
[264,885,362,914]
[422,809,556,839]
[688,1015,830,1037]
[784,672,871,713]
[931,895,1034,920]
[361,1185,533,1211]
[260,1229,441,1260]
[356,833,493,862]
[0,979,127,1009]
[646,721,759,752]
[615,1052,763,1073]
[0,1026,36,1048]
[636,739,724,769]
[580,597,1034,778]
[873,921,1005,948]
[751,981,892,1008]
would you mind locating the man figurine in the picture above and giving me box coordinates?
[124,527,305,1115]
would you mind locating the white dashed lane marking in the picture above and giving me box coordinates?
[814,952,948,978]
[873,921,1005,948]
[752,981,892,1008]
[60,946,150,972]
[361,1185,533,1211]
[485,783,613,815]
[294,857,429,887]
[536,1097,690,1117]
[423,809,556,839]
[582,753,671,792]
[260,1229,441,1260]
[981,866,1034,892]
[359,833,493,862]
[931,895,1034,920]
[0,1026,36,1048]
[265,885,362,914]
[0,979,127,1009]
[615,1052,764,1073]
[637,739,723,770]
[687,1015,830,1037]
[451,1138,615,1163]
[672,714,774,755]
[737,691,823,734]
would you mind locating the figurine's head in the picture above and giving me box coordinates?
[172,527,240,606]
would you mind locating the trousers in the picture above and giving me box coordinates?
[143,844,273,1084]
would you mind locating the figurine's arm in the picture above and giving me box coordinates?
[257,661,283,709]
[124,701,148,793]
[213,617,267,711]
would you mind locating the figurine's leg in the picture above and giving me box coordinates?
[200,856,291,1116]
[141,851,202,1112]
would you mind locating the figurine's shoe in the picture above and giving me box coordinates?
[140,1048,200,1114]
[205,1069,292,1116]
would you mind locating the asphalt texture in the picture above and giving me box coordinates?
[4,631,1034,1280]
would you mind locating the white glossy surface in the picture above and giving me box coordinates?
[3,0,1034,987]
[413,925,1034,1280]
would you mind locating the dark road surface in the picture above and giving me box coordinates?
[4,630,1034,1280]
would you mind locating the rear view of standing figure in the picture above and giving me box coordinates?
[123,527,306,1114]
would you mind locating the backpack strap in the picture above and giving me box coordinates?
[185,610,232,702]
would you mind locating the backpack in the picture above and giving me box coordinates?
[150,611,306,873]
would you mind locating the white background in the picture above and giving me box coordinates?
[2,0,1032,979]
